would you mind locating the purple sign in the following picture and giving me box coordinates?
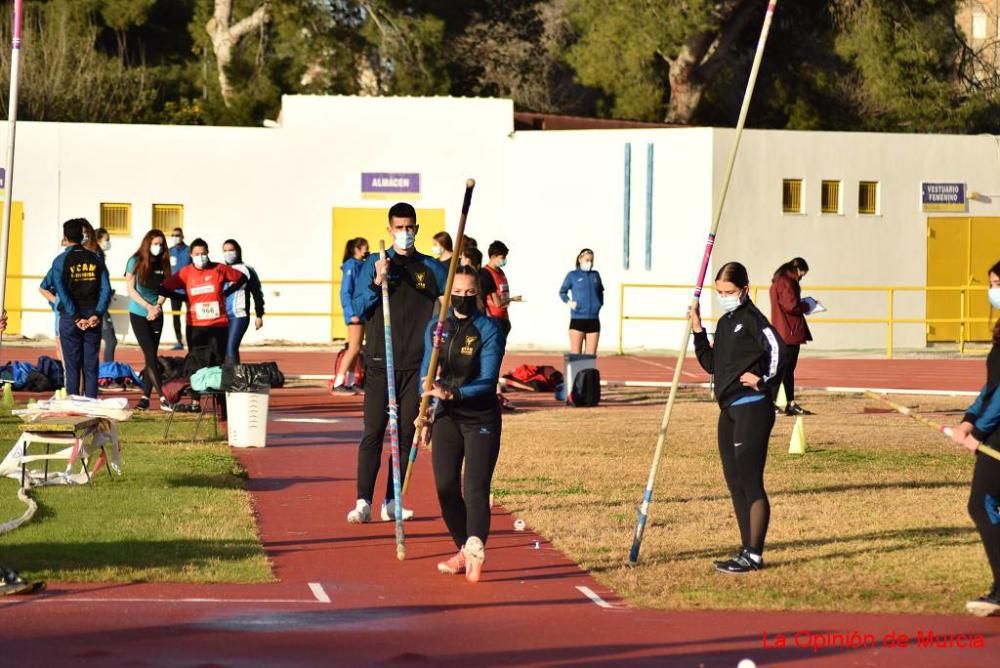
[0,167,5,189]
[362,172,420,196]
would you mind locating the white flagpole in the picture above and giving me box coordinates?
[0,0,23,345]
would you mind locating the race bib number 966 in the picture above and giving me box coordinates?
[194,301,221,321]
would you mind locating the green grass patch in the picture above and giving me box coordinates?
[0,409,272,584]
[496,391,987,614]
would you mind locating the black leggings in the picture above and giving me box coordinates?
[357,367,419,504]
[781,344,801,403]
[171,297,184,344]
[969,452,1000,591]
[186,325,228,401]
[718,399,775,553]
[432,412,502,548]
[130,313,164,399]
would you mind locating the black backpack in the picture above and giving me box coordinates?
[570,368,601,407]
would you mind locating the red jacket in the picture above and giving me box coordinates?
[162,262,246,328]
[769,273,812,345]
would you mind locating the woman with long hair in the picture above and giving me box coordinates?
[333,237,369,394]
[950,260,1000,617]
[221,238,265,365]
[691,261,784,574]
[416,265,505,583]
[559,248,605,355]
[769,257,812,416]
[125,230,172,410]
[432,231,453,267]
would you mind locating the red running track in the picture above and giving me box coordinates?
[0,343,987,392]
[0,349,995,666]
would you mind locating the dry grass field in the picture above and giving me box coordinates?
[494,389,989,614]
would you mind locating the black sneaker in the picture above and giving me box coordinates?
[188,403,202,414]
[715,552,763,574]
[966,589,1000,617]
[159,399,174,413]
[136,397,150,410]
[785,403,813,416]
[713,549,746,568]
[331,384,355,395]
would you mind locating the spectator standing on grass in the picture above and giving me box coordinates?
[159,239,246,413]
[415,265,505,583]
[950,260,1000,618]
[125,230,172,412]
[39,238,71,366]
[168,227,191,350]
[94,227,118,363]
[431,231,453,268]
[770,257,813,416]
[49,218,112,399]
[559,248,604,355]
[690,261,784,575]
[334,237,369,394]
[346,202,446,525]
[221,238,265,365]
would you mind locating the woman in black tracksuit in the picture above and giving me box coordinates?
[417,265,505,584]
[950,261,1000,617]
[691,261,784,574]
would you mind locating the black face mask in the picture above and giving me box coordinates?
[451,295,478,316]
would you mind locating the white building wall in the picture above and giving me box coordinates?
[3,96,1000,351]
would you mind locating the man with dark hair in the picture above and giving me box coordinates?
[347,202,447,523]
[480,240,521,340]
[49,218,112,398]
[168,226,190,350]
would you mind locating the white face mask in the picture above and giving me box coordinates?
[431,244,443,257]
[223,251,238,265]
[192,255,209,269]
[150,243,163,257]
[989,287,1000,310]
[168,236,180,248]
[497,258,507,268]
[393,230,415,250]
[718,293,744,314]
[82,234,90,244]
[100,240,111,252]
[580,261,593,272]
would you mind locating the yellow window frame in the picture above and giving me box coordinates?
[100,203,132,235]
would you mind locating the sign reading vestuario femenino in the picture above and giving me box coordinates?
[921,182,966,213]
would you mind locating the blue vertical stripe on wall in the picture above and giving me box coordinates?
[623,143,631,270]
[645,143,654,271]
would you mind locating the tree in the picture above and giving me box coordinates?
[205,0,271,107]
[0,1,153,122]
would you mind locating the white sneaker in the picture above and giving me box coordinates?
[465,536,485,583]
[347,499,371,524]
[380,500,414,521]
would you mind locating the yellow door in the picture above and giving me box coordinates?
[330,207,446,340]
[926,217,966,342]
[3,202,23,335]
[969,218,1000,340]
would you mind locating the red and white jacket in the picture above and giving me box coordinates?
[161,262,246,328]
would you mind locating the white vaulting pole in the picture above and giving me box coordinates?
[0,0,24,354]
[628,0,779,566]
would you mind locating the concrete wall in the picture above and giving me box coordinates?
[3,95,1000,352]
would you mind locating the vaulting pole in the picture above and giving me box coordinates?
[0,0,24,353]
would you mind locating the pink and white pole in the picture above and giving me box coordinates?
[628,1,779,566]
[0,0,23,344]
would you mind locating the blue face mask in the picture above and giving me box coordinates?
[718,293,743,314]
[989,287,1000,310]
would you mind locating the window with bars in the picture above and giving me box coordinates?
[821,180,841,214]
[858,181,879,215]
[782,179,803,213]
[100,203,131,235]
[152,204,184,233]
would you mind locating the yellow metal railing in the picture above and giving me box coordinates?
[618,283,993,359]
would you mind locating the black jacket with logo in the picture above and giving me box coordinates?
[351,248,447,371]
[420,311,504,421]
[693,300,785,409]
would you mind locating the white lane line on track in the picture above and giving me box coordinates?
[272,417,341,424]
[308,582,331,603]
[0,597,322,605]
[630,357,701,379]
[576,586,615,609]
